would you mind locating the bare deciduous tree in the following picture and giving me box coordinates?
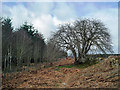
[13,30,32,66]
[44,39,67,63]
[52,19,113,64]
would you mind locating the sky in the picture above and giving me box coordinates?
[1,1,118,53]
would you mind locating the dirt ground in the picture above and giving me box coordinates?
[2,57,119,88]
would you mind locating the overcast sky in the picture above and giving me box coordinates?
[2,2,118,53]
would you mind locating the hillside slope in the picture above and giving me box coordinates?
[2,56,119,88]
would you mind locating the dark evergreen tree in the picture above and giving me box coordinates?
[2,17,13,70]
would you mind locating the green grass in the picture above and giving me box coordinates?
[54,65,74,71]
[54,61,99,71]
[57,65,74,68]
[74,64,89,68]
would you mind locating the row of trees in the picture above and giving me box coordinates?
[1,17,67,71]
[1,17,113,71]
[51,19,113,64]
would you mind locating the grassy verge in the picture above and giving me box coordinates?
[55,61,99,71]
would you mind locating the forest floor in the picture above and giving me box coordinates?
[2,57,119,88]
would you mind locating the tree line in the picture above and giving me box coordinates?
[1,17,67,72]
[1,17,113,72]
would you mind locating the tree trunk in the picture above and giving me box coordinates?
[72,51,78,65]
[78,53,87,64]
[10,57,11,71]
[77,50,87,64]
[70,49,78,64]
[9,46,12,71]
[74,57,79,64]
[4,55,6,70]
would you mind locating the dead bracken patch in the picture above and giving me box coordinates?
[2,56,119,88]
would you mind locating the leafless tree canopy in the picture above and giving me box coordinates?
[51,19,113,64]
